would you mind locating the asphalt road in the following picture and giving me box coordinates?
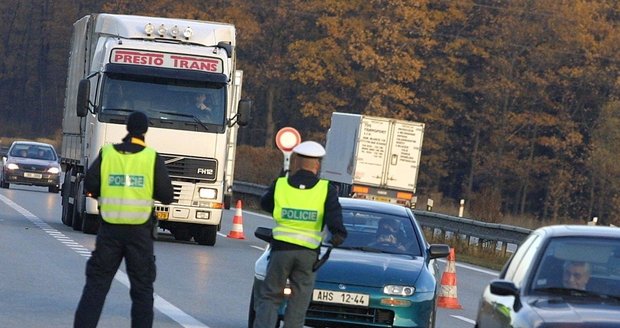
[0,185,498,327]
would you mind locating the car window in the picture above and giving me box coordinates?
[10,145,31,158]
[501,232,539,280]
[9,144,56,161]
[510,235,544,288]
[530,237,620,297]
[338,209,422,256]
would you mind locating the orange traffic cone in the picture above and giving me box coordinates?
[437,247,462,309]
[227,200,246,239]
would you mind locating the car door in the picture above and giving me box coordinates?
[476,232,542,328]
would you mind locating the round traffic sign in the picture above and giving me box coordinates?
[275,127,301,152]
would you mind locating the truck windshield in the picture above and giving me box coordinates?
[99,73,227,133]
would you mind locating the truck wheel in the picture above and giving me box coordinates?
[193,225,217,246]
[48,185,59,193]
[82,213,99,235]
[72,204,83,231]
[72,175,83,231]
[61,171,74,226]
[173,228,192,242]
[0,178,8,189]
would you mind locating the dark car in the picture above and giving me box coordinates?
[249,197,451,328]
[1,141,61,193]
[475,225,620,328]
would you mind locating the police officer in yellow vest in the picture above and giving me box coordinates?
[74,111,173,328]
[253,141,347,328]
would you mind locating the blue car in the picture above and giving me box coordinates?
[249,197,450,327]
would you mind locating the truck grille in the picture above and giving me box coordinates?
[306,303,394,326]
[160,154,217,182]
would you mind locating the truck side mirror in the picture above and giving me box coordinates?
[236,99,252,127]
[76,79,91,117]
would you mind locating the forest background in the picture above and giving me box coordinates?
[0,0,618,226]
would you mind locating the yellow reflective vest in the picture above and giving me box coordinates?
[272,177,328,249]
[99,144,156,224]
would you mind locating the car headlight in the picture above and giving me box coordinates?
[6,163,19,170]
[199,188,217,199]
[47,167,60,174]
[383,285,415,296]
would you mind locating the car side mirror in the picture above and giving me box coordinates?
[490,279,522,310]
[428,244,451,259]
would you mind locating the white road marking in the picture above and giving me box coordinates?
[0,194,210,328]
[451,315,476,324]
[442,259,499,276]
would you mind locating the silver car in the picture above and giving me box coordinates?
[1,141,61,193]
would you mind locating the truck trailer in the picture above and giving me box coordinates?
[60,13,251,245]
[321,112,424,208]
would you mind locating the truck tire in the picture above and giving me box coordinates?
[48,185,59,193]
[61,170,74,226]
[0,178,8,189]
[72,175,83,231]
[173,228,192,242]
[72,206,83,231]
[193,224,217,246]
[82,213,99,235]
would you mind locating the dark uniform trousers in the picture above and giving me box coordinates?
[74,220,156,328]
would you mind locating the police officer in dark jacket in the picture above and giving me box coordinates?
[74,111,174,328]
[253,141,347,328]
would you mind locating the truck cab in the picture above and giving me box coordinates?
[61,14,251,245]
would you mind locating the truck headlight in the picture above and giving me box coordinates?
[183,27,193,39]
[383,285,415,296]
[47,167,60,174]
[6,163,19,170]
[199,188,217,199]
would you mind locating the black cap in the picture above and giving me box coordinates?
[126,111,149,136]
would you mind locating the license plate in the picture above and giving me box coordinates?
[155,211,169,220]
[24,172,42,179]
[312,289,369,307]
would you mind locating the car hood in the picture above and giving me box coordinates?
[315,248,424,287]
[530,297,620,326]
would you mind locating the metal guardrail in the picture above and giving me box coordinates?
[233,180,532,247]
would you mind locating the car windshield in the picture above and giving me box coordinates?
[9,144,56,161]
[531,236,620,298]
[99,74,227,132]
[334,208,422,257]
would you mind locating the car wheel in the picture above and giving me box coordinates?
[248,287,256,328]
[193,224,217,246]
[248,281,281,328]
[48,185,59,193]
[429,308,437,328]
[1,177,9,189]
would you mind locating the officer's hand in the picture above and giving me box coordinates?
[328,234,345,247]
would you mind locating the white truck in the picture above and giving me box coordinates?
[321,112,424,208]
[60,13,251,246]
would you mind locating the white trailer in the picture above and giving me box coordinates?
[60,14,251,245]
[321,112,424,208]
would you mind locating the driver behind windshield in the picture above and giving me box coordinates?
[371,218,406,251]
[563,261,591,290]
